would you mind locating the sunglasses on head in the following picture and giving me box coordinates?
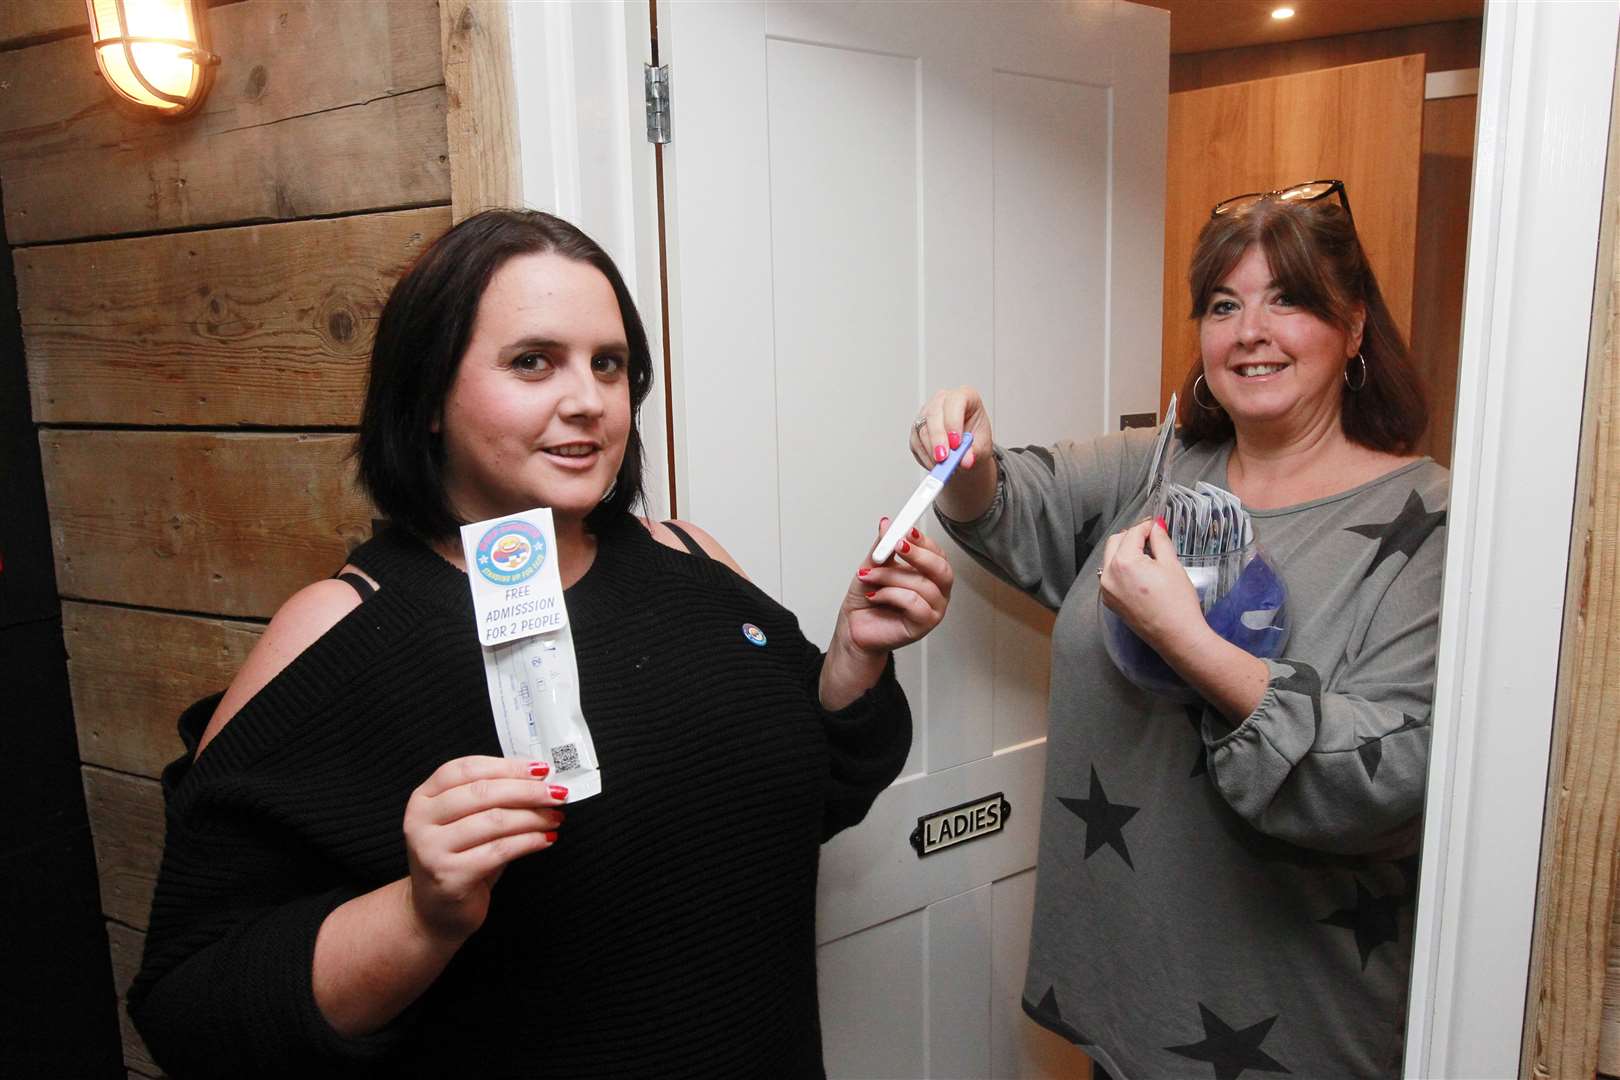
[1211,179,1353,227]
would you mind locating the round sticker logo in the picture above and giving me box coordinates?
[475,521,547,586]
[742,623,767,647]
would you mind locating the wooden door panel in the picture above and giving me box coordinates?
[819,909,929,1078]
[927,885,996,1075]
[1162,54,1426,409]
[815,742,1045,944]
[764,37,927,776]
[992,71,1111,437]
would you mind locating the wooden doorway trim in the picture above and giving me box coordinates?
[441,0,522,221]
[1519,45,1620,1080]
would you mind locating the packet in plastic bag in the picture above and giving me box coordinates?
[1143,392,1179,525]
[459,508,602,801]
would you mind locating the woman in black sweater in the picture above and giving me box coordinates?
[128,210,953,1077]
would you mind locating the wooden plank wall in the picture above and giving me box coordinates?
[1521,42,1620,1080]
[440,0,522,218]
[1167,19,1483,467]
[0,1,484,1072]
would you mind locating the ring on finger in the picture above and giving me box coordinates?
[913,414,928,431]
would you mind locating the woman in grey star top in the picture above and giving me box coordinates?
[911,182,1446,1079]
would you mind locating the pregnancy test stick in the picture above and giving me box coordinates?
[873,432,974,564]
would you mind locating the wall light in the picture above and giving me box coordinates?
[1271,7,1296,19]
[86,0,219,118]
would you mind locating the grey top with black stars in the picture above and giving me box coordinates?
[938,428,1448,1080]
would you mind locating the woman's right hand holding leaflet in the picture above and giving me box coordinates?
[911,385,998,523]
[403,755,567,943]
[313,755,565,1038]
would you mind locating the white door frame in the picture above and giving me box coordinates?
[506,2,1620,1076]
[1404,1,1618,1076]
[507,0,670,520]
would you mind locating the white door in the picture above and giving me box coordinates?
[658,3,1167,1075]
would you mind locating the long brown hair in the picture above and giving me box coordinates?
[1177,198,1427,452]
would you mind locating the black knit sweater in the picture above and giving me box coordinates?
[128,515,911,1078]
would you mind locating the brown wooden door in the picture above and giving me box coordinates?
[1161,54,1426,411]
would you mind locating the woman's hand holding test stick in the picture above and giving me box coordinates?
[820,518,954,711]
[910,386,998,523]
[910,385,1267,723]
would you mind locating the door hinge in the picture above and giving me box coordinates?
[644,63,671,145]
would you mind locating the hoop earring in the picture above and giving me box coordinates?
[1344,352,1368,392]
[1193,373,1222,411]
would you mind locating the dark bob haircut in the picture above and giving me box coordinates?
[1177,197,1427,454]
[356,208,655,541]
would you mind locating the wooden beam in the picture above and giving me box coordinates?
[1606,895,1620,1075]
[17,206,448,426]
[440,0,521,221]
[0,0,84,50]
[106,921,158,1076]
[4,86,449,246]
[64,602,263,779]
[40,430,374,619]
[0,0,441,156]
[83,767,164,931]
[0,0,448,244]
[1521,55,1620,1080]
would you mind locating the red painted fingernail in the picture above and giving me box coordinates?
[544,831,559,844]
[865,591,877,599]
[934,444,947,463]
[529,762,550,778]
[947,431,961,450]
[1155,516,1168,532]
[549,785,569,801]
[857,567,870,577]
[900,540,911,554]
[909,528,920,540]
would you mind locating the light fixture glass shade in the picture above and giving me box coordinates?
[86,0,218,116]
